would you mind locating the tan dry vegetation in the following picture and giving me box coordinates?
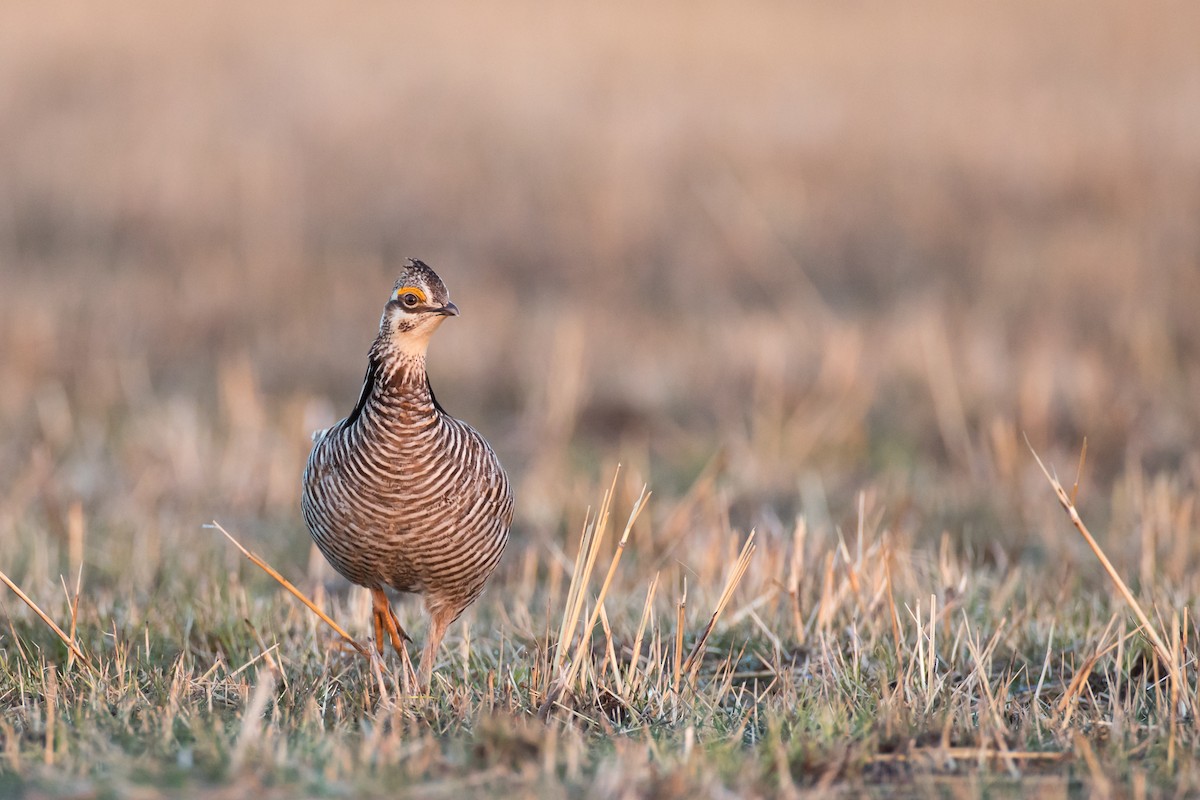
[1,0,1199,797]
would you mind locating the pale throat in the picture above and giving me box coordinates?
[390,328,437,359]
[376,320,447,382]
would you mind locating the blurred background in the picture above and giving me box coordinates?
[1,0,1198,585]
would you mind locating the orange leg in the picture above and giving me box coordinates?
[372,608,383,654]
[418,605,456,691]
[371,587,417,689]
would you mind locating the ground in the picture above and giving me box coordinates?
[1,1,1199,797]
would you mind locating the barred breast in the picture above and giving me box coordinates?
[302,360,513,622]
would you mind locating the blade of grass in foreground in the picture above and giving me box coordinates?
[682,530,757,680]
[0,567,93,671]
[208,520,370,658]
[540,483,649,718]
[1027,439,1181,695]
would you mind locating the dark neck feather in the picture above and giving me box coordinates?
[341,343,446,429]
[343,355,380,428]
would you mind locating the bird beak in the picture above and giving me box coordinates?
[436,302,460,317]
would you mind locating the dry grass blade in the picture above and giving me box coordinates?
[540,485,649,716]
[552,466,621,678]
[1072,731,1113,798]
[59,568,84,673]
[1026,441,1179,692]
[230,666,279,772]
[1056,617,1131,730]
[1071,436,1088,506]
[674,579,687,691]
[626,571,660,691]
[682,530,757,677]
[560,487,649,686]
[0,567,92,671]
[44,665,57,766]
[208,521,370,658]
[884,545,903,674]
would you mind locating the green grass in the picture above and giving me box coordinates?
[3,464,1199,798]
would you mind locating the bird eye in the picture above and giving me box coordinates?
[402,292,419,307]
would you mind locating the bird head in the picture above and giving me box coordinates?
[378,259,460,358]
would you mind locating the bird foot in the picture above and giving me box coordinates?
[370,588,420,693]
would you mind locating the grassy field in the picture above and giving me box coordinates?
[2,0,1200,796]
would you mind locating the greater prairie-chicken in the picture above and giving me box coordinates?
[302,259,513,688]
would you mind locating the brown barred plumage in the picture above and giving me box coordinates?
[301,259,513,688]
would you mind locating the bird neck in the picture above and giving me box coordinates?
[366,331,424,386]
[379,353,431,394]
[340,343,439,432]
[372,338,447,414]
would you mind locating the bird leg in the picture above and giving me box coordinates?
[418,605,455,691]
[371,587,417,689]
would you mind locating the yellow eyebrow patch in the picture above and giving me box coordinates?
[394,286,428,303]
